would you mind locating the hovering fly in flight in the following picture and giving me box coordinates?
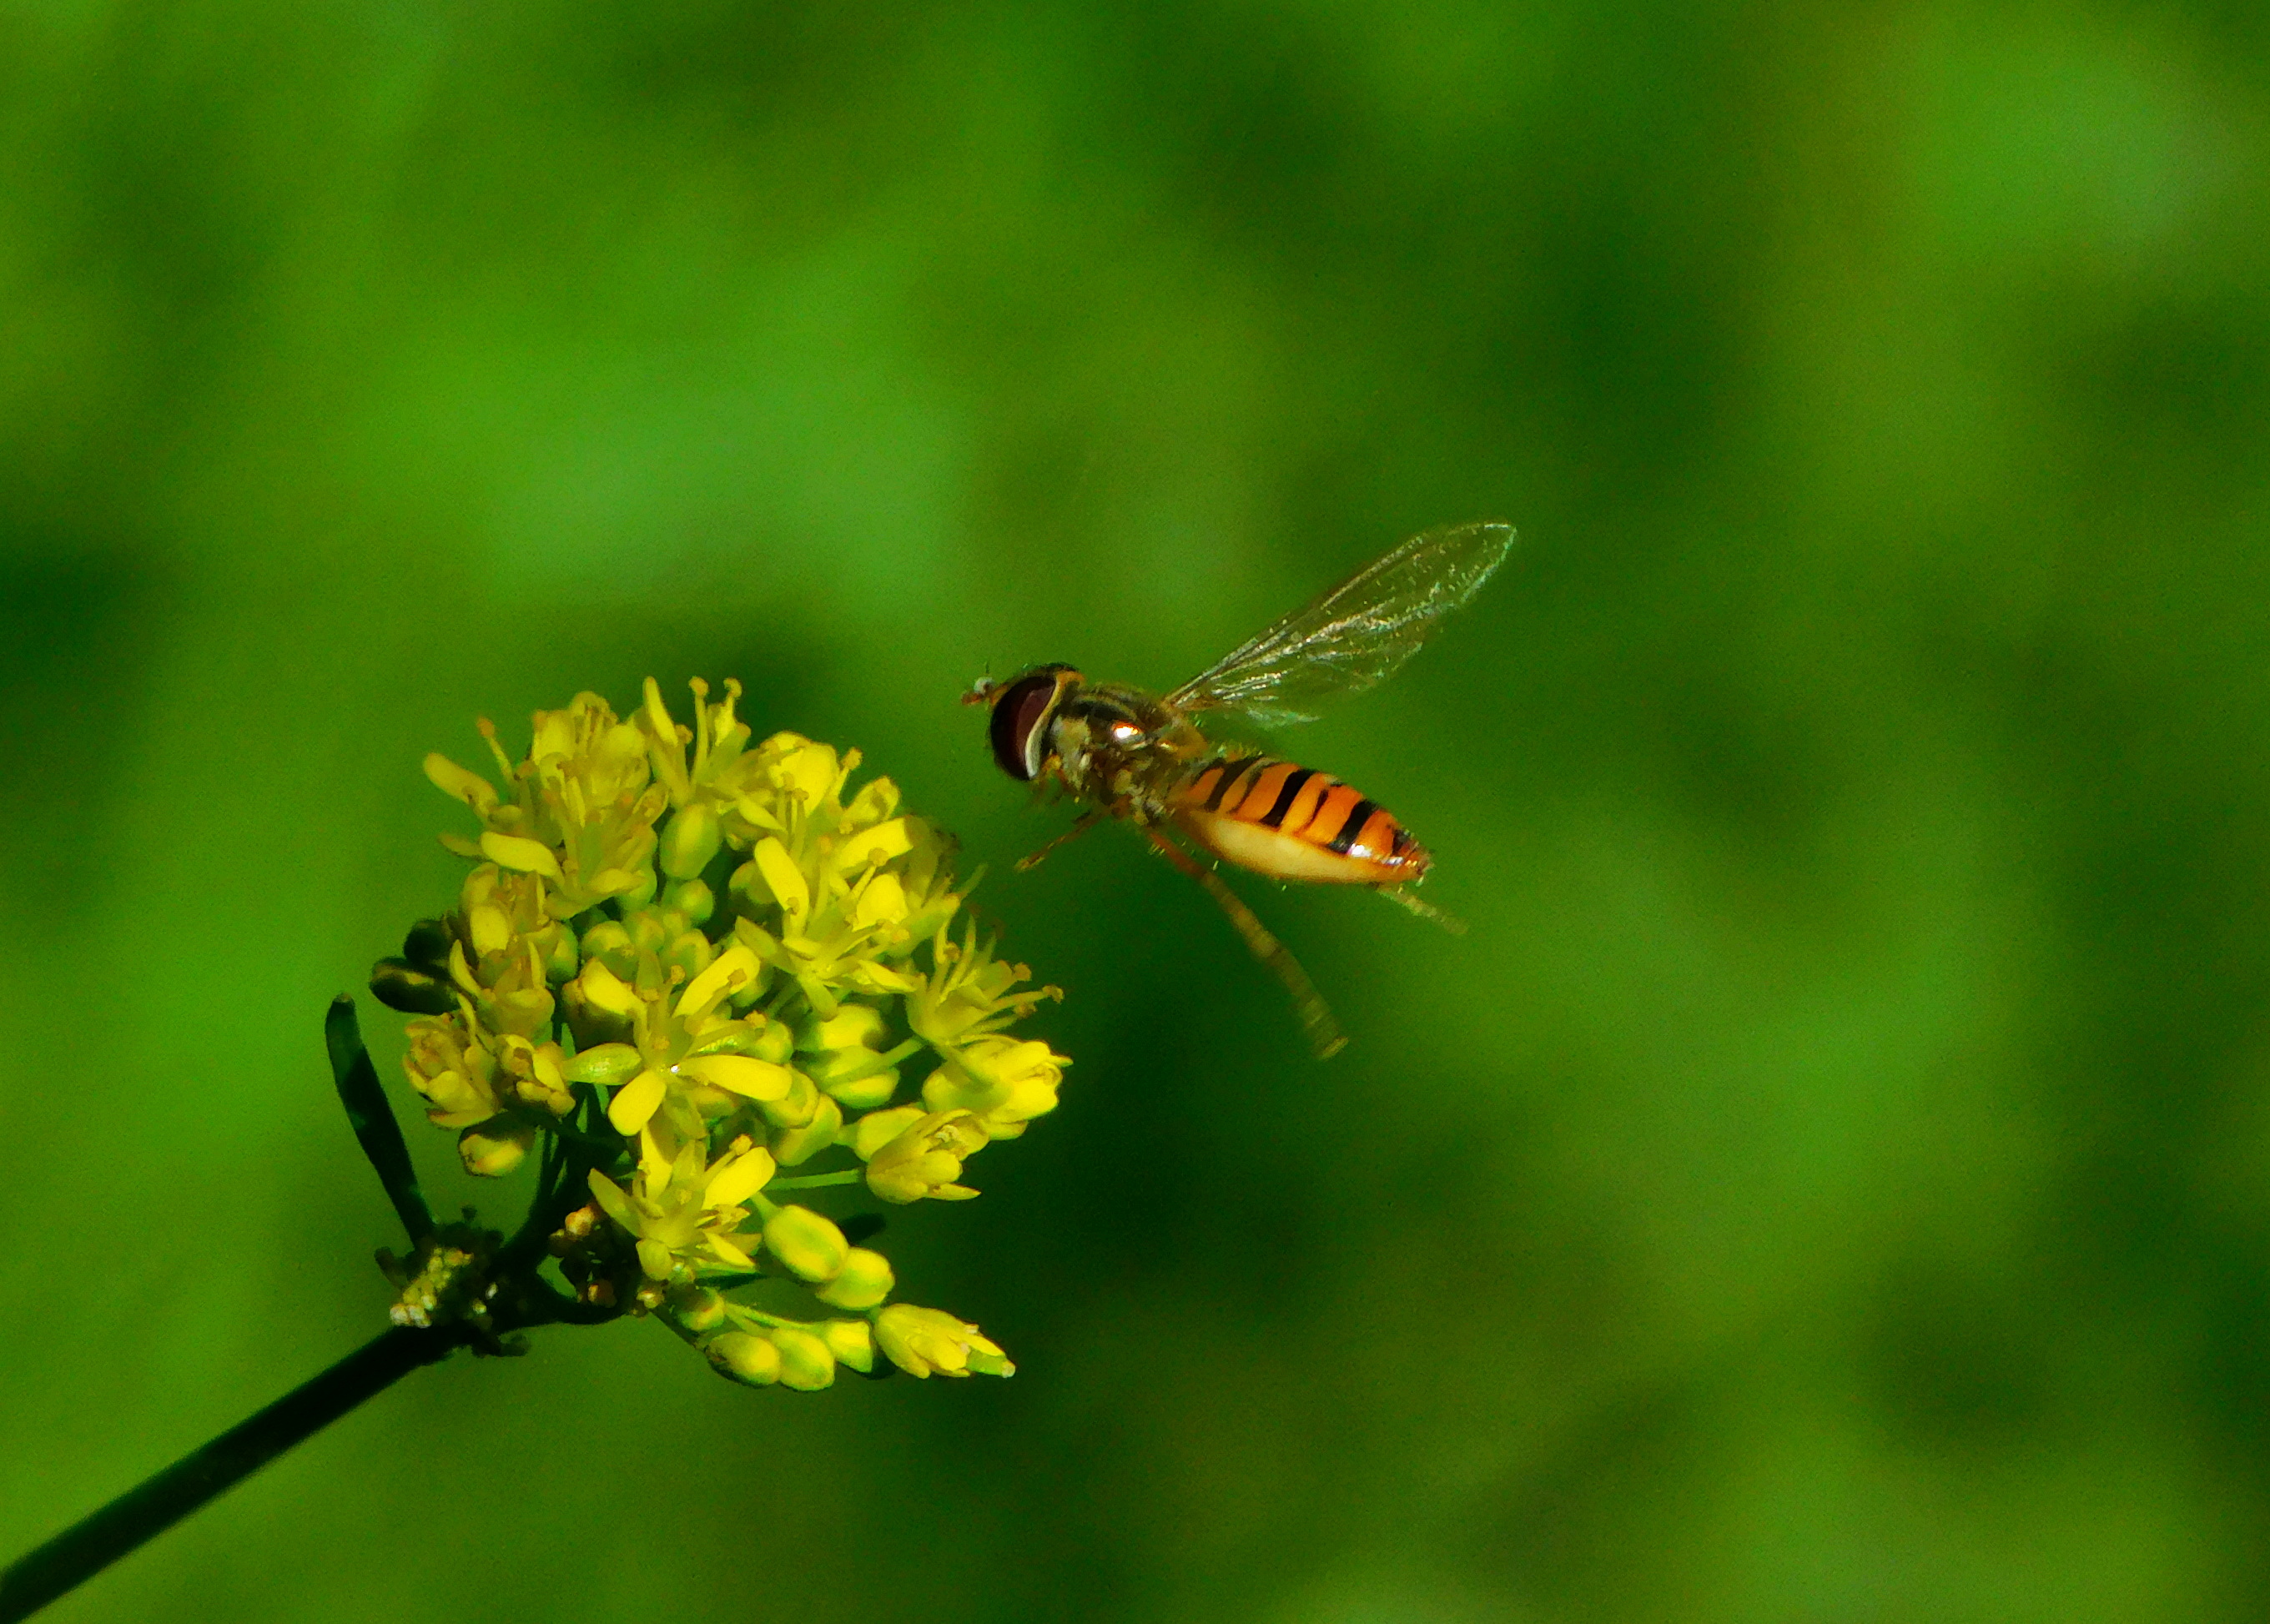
[966,520,1516,1058]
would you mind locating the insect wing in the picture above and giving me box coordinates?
[1165,521,1515,727]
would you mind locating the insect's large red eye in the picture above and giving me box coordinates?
[989,671,1064,782]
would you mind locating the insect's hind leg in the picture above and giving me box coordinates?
[1141,826,1347,1060]
[1375,884,1466,935]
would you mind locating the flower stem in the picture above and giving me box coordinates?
[0,1325,470,1623]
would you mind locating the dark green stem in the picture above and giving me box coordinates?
[0,1325,471,1623]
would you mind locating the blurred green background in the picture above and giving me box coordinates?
[3,2,2267,1620]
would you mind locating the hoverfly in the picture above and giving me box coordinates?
[967,520,1515,1058]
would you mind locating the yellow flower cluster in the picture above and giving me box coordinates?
[371,680,1065,1387]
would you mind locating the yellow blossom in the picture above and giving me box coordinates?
[373,679,1068,1391]
[586,1135,773,1283]
[906,918,1060,1048]
[863,1109,989,1204]
[920,1037,1068,1139]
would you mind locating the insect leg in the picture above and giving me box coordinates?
[1015,810,1106,873]
[1375,885,1467,935]
[1140,826,1347,1060]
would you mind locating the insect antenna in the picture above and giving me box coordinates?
[1375,885,1466,935]
[1142,826,1347,1059]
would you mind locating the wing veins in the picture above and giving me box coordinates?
[1165,521,1514,727]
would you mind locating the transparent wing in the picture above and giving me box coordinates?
[1165,521,1515,727]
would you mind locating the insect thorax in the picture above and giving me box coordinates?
[1046,683,1214,821]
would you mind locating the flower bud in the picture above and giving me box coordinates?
[664,877,716,925]
[707,1332,781,1387]
[662,929,713,984]
[458,1122,533,1177]
[770,1327,838,1391]
[616,864,658,911]
[660,799,723,879]
[763,1205,848,1283]
[758,1066,821,1129]
[769,1094,842,1167]
[873,1304,1014,1380]
[814,1247,893,1310]
[579,919,637,979]
[400,917,456,971]
[670,1286,727,1333]
[806,1004,889,1053]
[850,1104,926,1161]
[821,1066,898,1113]
[820,1318,877,1373]
[626,908,670,955]
[370,958,457,1015]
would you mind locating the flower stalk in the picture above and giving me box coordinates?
[0,1326,467,1624]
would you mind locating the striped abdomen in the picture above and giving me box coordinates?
[1169,756,1429,887]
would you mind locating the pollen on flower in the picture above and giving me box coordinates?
[372,679,1065,1387]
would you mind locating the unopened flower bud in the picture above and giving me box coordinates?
[707,1332,780,1387]
[671,1286,727,1333]
[579,918,636,978]
[370,958,456,1015]
[770,1327,838,1391]
[663,929,713,983]
[850,1104,925,1160]
[400,918,456,972]
[769,1095,842,1167]
[821,1065,899,1113]
[763,1205,848,1283]
[664,877,716,925]
[458,1122,533,1177]
[758,1066,820,1129]
[661,799,724,879]
[820,1318,876,1373]
[814,1247,893,1310]
[873,1304,1014,1380]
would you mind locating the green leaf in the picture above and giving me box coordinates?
[324,996,435,1244]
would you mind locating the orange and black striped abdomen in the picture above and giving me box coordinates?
[1170,757,1429,886]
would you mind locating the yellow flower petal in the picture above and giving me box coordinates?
[586,1169,636,1226]
[704,1146,778,1209]
[575,958,642,1018]
[851,872,909,930]
[480,831,563,879]
[834,817,913,872]
[423,752,498,815]
[766,736,838,805]
[607,1067,669,1134]
[677,1053,792,1102]
[677,943,760,1017]
[752,837,809,923]
[703,1232,757,1270]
